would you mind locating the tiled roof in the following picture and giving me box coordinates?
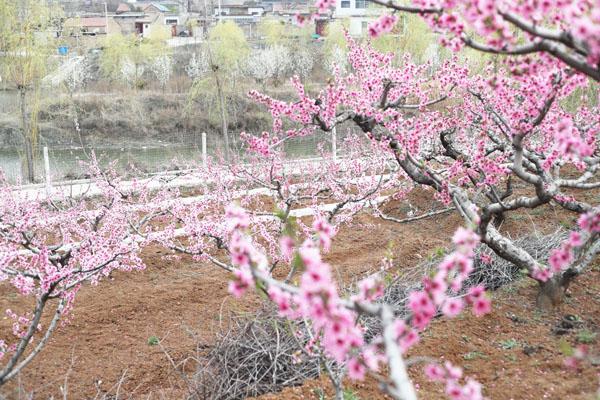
[116,3,131,12]
[76,17,108,27]
[145,3,171,12]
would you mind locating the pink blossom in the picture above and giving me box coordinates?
[548,247,573,273]
[399,328,420,353]
[578,210,600,233]
[368,14,399,38]
[452,227,480,256]
[466,285,485,302]
[472,296,492,317]
[480,252,492,265]
[424,363,446,381]
[348,357,366,380]
[313,217,335,252]
[228,266,254,298]
[445,361,463,380]
[225,204,250,231]
[532,266,552,282]
[442,297,464,318]
[357,276,384,302]
[362,345,384,372]
[279,236,294,260]
[569,231,583,247]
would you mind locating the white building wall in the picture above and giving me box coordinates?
[333,0,382,36]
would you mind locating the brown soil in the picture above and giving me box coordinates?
[0,189,598,399]
[257,269,600,400]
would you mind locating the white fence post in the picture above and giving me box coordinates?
[332,127,337,162]
[43,146,51,191]
[202,132,207,168]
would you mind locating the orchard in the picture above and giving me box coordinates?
[0,0,599,399]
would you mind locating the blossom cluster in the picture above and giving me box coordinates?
[533,209,600,282]
[0,161,174,375]
[367,14,398,38]
[225,205,488,396]
[425,362,484,400]
[409,227,490,331]
[554,118,596,162]
[249,32,597,291]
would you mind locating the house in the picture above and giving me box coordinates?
[268,2,327,37]
[214,3,266,17]
[332,0,383,36]
[63,16,121,36]
[116,3,132,13]
[206,1,266,38]
[113,10,147,35]
[140,2,183,36]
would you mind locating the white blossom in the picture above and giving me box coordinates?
[245,45,292,85]
[291,47,314,79]
[150,54,173,90]
[121,57,144,87]
[44,56,89,91]
[186,51,209,80]
[326,46,348,76]
[66,57,89,92]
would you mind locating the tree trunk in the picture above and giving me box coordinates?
[23,136,35,183]
[536,269,580,310]
[19,88,35,183]
[213,70,230,161]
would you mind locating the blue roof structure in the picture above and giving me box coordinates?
[149,3,171,12]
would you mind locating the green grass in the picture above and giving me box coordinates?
[147,335,160,346]
[499,338,519,350]
[312,388,326,400]
[343,389,362,400]
[576,330,597,344]
[463,351,487,360]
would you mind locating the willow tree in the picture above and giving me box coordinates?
[258,18,287,46]
[100,27,171,89]
[205,21,249,160]
[0,0,59,183]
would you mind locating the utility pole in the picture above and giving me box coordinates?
[104,1,109,35]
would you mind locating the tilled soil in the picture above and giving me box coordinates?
[0,190,598,399]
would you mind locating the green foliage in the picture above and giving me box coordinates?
[343,389,362,400]
[0,0,61,181]
[100,33,131,78]
[576,329,597,344]
[463,351,487,360]
[308,388,362,400]
[258,18,287,45]
[370,14,494,71]
[208,21,249,70]
[147,335,160,346]
[324,20,349,57]
[559,338,574,356]
[100,30,170,83]
[312,388,326,400]
[372,15,439,64]
[259,18,313,49]
[499,338,519,350]
[560,81,599,113]
[0,0,59,88]
[427,246,446,260]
